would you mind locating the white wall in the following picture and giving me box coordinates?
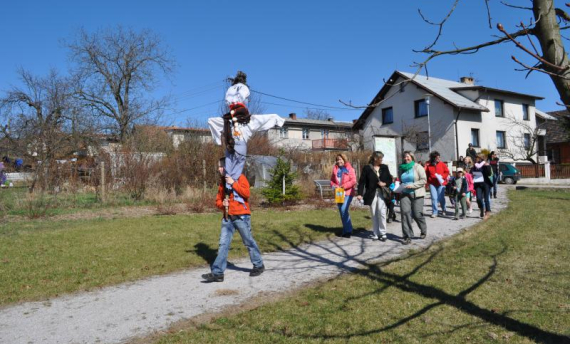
[457,91,537,161]
[361,76,457,162]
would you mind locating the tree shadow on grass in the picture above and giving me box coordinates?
[187,242,217,265]
[203,230,570,344]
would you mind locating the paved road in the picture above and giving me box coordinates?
[0,188,509,344]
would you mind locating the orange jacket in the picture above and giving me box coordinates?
[216,174,251,215]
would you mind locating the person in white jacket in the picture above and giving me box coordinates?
[208,71,284,204]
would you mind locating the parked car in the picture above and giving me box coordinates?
[499,163,521,184]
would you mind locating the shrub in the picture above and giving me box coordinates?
[262,156,302,205]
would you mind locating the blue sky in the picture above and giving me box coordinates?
[0,0,563,126]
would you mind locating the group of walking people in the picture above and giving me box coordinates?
[330,151,427,245]
[330,149,499,247]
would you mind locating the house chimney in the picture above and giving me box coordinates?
[327,117,334,122]
[460,76,474,85]
[289,113,297,120]
[352,119,357,124]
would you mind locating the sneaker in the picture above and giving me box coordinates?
[480,210,485,218]
[460,214,465,219]
[371,234,379,240]
[379,235,387,242]
[453,217,459,220]
[249,265,265,277]
[419,233,426,239]
[403,237,412,245]
[342,233,351,238]
[468,208,473,214]
[430,214,437,218]
[202,273,224,282]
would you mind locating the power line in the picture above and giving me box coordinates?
[163,99,222,117]
[171,80,225,98]
[251,89,359,111]
[173,84,225,102]
[259,101,359,112]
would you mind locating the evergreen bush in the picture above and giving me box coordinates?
[262,156,302,205]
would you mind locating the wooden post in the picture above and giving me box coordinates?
[100,162,105,202]
[203,159,207,193]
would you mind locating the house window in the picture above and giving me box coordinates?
[279,127,288,139]
[524,133,531,149]
[415,99,428,117]
[522,104,529,120]
[382,107,393,124]
[496,131,506,149]
[495,99,504,117]
[321,129,329,139]
[471,129,480,147]
[302,128,310,140]
[416,131,429,151]
[399,83,405,93]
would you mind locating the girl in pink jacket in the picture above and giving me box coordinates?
[464,170,475,213]
[330,154,356,238]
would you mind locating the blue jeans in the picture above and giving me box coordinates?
[475,183,491,212]
[211,215,264,276]
[337,195,354,234]
[429,184,446,215]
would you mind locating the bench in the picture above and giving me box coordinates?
[314,179,334,198]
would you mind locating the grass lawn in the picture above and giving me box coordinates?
[154,189,570,344]
[0,187,155,217]
[0,206,370,305]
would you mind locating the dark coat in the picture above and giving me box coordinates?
[470,164,493,186]
[357,164,393,206]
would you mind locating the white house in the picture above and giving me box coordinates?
[353,71,546,163]
[267,113,356,151]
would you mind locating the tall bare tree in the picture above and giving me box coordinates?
[68,26,174,142]
[0,69,90,191]
[416,0,570,110]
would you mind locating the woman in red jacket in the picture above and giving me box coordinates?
[330,153,357,238]
[425,151,450,217]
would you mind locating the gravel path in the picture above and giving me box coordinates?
[0,188,510,344]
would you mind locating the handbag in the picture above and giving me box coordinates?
[335,187,345,204]
[380,186,392,200]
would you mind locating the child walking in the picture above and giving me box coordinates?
[453,168,468,220]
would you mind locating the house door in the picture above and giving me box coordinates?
[373,136,397,176]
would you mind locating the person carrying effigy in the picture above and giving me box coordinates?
[208,71,284,218]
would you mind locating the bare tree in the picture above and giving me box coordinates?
[498,115,545,163]
[415,0,570,110]
[0,69,91,191]
[304,108,331,121]
[68,26,175,143]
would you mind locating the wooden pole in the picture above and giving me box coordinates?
[100,161,105,202]
[203,159,207,193]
